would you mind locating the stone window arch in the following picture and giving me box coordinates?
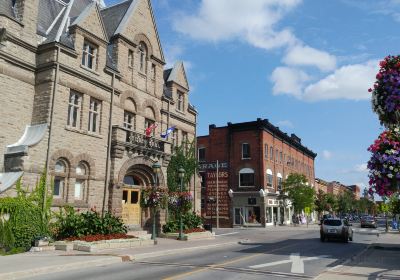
[74,161,89,201]
[53,158,69,199]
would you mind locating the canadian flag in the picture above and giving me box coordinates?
[145,123,158,137]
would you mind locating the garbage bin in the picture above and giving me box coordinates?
[204,224,212,232]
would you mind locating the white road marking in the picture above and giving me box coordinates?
[249,253,331,274]
[215,232,239,236]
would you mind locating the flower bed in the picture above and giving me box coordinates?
[64,233,136,242]
[182,228,205,234]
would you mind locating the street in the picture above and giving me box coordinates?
[26,225,381,280]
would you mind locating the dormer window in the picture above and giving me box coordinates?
[82,40,97,70]
[138,42,147,73]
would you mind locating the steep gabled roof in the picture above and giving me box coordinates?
[0,1,15,19]
[166,61,190,90]
[100,0,132,39]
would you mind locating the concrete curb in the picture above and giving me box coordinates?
[0,256,122,280]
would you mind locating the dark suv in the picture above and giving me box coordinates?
[320,218,353,243]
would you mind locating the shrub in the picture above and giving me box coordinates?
[54,206,127,239]
[162,212,203,233]
[0,172,52,252]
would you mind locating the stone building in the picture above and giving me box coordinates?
[197,118,317,227]
[0,0,199,230]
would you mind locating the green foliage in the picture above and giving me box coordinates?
[167,141,198,193]
[356,197,375,214]
[388,195,400,214]
[337,190,356,215]
[162,212,203,233]
[283,173,315,213]
[325,193,337,213]
[314,189,328,217]
[54,206,127,239]
[0,172,53,252]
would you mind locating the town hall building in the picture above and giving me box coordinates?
[0,0,199,230]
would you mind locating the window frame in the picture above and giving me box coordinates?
[264,144,268,159]
[82,40,97,70]
[123,111,135,131]
[239,168,255,187]
[138,42,147,73]
[242,143,251,159]
[67,91,81,128]
[198,147,206,162]
[88,98,101,133]
[128,49,134,68]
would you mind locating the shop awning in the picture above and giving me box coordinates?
[0,171,23,193]
[6,124,47,154]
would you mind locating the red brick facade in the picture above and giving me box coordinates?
[198,118,316,227]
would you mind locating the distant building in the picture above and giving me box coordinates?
[315,178,361,200]
[197,118,317,227]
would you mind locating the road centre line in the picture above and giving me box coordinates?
[162,241,300,280]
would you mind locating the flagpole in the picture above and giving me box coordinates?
[217,160,219,229]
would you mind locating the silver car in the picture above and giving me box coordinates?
[320,218,353,243]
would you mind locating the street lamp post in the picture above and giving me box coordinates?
[178,167,185,240]
[208,197,216,233]
[152,162,161,242]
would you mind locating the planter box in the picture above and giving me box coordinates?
[35,240,50,247]
[54,241,74,251]
[70,238,153,252]
[161,231,214,241]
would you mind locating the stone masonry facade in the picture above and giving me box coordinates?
[0,0,200,230]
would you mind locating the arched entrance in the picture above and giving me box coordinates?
[121,164,154,226]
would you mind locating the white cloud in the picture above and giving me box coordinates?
[271,67,310,97]
[277,120,294,128]
[322,150,332,160]
[303,60,379,101]
[283,45,337,71]
[271,60,379,101]
[164,44,185,68]
[173,0,301,50]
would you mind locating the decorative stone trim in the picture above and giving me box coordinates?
[117,156,165,186]
[49,149,74,173]
[72,153,96,178]
[133,33,153,57]
[120,90,142,113]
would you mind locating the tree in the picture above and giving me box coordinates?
[356,197,375,215]
[337,190,356,215]
[283,173,315,214]
[167,141,198,193]
[314,189,328,219]
[325,193,337,214]
[388,195,400,215]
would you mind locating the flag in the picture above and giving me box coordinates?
[161,126,176,139]
[145,123,158,137]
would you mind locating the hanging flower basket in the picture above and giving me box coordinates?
[140,187,168,210]
[370,55,400,127]
[168,191,193,213]
[367,128,400,196]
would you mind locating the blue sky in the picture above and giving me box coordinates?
[105,0,400,191]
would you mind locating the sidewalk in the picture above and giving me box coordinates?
[315,230,400,280]
[0,235,242,280]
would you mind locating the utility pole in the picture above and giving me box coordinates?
[216,160,219,229]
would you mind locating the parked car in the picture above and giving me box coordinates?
[320,218,353,243]
[361,216,377,228]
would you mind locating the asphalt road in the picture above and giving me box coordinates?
[27,226,380,280]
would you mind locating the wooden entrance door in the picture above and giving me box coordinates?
[122,188,141,226]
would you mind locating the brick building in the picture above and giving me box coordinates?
[197,119,317,227]
[0,0,199,230]
[315,178,361,200]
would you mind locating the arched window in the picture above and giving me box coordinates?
[123,175,141,186]
[75,162,89,201]
[138,42,147,73]
[266,169,273,187]
[54,159,68,198]
[239,168,254,187]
